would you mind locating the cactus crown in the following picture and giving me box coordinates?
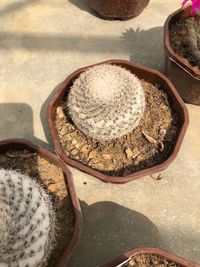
[0,169,56,267]
[67,64,145,140]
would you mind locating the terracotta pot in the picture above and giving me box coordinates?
[164,5,200,105]
[88,0,150,20]
[100,247,199,267]
[47,59,189,184]
[0,139,82,267]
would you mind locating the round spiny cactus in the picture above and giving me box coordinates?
[0,169,56,267]
[67,64,145,140]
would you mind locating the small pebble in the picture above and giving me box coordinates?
[93,163,104,170]
[105,163,115,171]
[64,134,72,141]
[81,145,89,153]
[102,153,112,160]
[48,184,57,192]
[79,152,86,160]
[60,126,68,136]
[56,106,65,119]
[88,150,97,159]
[125,147,133,159]
[71,139,78,145]
[71,149,78,156]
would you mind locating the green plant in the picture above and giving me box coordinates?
[68,64,145,140]
[0,169,56,267]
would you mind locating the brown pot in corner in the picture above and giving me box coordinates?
[88,0,150,20]
[164,5,200,105]
[0,139,82,267]
[100,247,199,267]
[47,59,189,184]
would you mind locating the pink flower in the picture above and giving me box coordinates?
[182,0,200,15]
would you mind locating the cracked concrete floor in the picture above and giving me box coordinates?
[0,0,200,266]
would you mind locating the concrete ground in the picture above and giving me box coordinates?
[0,0,200,266]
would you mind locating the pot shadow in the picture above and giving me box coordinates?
[68,201,162,267]
[40,83,63,151]
[68,0,95,15]
[121,27,164,71]
[0,103,50,149]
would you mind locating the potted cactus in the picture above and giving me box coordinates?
[0,169,56,267]
[0,139,82,267]
[48,60,188,183]
[88,0,150,20]
[164,1,200,105]
[100,247,198,267]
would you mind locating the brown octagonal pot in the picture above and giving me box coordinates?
[0,139,82,267]
[88,0,150,20]
[47,59,189,184]
[164,5,200,105]
[100,247,199,267]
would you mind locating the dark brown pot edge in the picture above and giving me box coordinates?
[47,59,189,184]
[164,5,200,79]
[89,0,150,20]
[0,138,82,267]
[91,10,139,21]
[100,247,199,267]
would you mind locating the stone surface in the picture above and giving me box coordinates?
[0,0,200,267]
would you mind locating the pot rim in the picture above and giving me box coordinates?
[88,0,151,20]
[0,138,82,267]
[100,246,199,267]
[164,4,200,79]
[47,59,189,184]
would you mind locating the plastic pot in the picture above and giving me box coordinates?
[164,5,200,105]
[88,0,150,20]
[0,139,82,267]
[100,247,199,267]
[47,59,189,184]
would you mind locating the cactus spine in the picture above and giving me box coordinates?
[0,169,56,267]
[68,64,146,140]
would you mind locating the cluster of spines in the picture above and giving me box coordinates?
[67,64,145,140]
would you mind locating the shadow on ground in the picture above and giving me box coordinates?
[40,83,62,150]
[0,103,50,149]
[0,32,124,54]
[0,0,40,18]
[122,27,164,71]
[68,0,93,13]
[68,201,161,267]
[0,27,163,70]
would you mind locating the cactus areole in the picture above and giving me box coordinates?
[0,169,56,267]
[68,64,146,140]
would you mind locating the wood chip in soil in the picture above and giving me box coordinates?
[0,150,75,267]
[55,79,179,177]
[125,254,182,267]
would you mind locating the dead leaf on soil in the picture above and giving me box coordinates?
[142,131,157,144]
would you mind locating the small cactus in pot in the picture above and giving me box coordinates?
[67,64,146,141]
[0,169,56,267]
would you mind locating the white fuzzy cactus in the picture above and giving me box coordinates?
[68,64,146,140]
[0,169,56,267]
